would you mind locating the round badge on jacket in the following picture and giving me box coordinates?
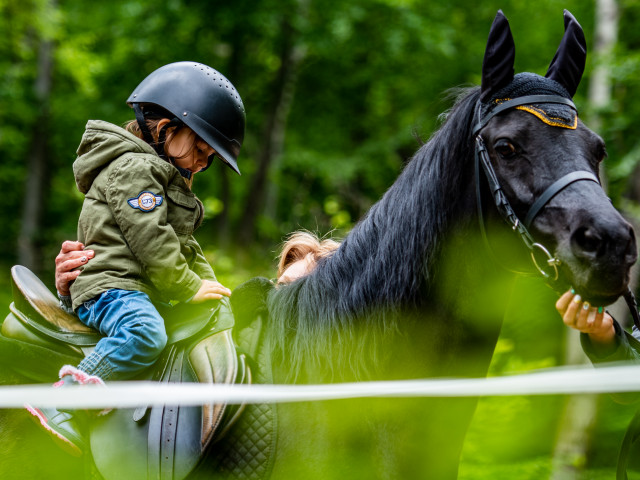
[127,191,164,212]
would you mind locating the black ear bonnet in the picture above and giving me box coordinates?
[479,9,587,130]
[482,73,576,129]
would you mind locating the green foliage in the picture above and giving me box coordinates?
[459,457,553,480]
[3,1,640,476]
[0,0,603,273]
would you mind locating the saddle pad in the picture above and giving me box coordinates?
[204,315,276,480]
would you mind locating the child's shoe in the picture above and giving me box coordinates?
[25,365,105,456]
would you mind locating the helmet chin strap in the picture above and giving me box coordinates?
[132,103,191,180]
[133,103,155,147]
[175,166,193,180]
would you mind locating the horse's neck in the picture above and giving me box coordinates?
[337,157,477,306]
[267,91,490,377]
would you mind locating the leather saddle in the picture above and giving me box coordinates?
[2,265,251,480]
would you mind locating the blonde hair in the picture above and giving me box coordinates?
[277,231,341,279]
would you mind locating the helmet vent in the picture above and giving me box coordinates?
[127,61,246,171]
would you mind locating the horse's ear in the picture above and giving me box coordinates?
[545,10,587,97]
[480,10,515,102]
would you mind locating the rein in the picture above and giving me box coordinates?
[473,94,599,281]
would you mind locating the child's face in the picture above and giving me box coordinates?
[160,121,215,174]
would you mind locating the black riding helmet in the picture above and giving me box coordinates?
[127,61,245,175]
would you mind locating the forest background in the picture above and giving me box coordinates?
[2,0,640,478]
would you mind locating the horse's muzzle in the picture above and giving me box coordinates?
[567,214,637,304]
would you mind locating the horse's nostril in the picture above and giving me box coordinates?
[571,226,602,258]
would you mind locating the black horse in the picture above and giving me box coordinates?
[0,9,637,480]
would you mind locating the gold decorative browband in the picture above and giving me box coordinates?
[494,97,577,129]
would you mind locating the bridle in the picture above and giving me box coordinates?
[473,94,640,328]
[472,94,599,281]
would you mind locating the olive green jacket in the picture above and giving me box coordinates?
[70,120,215,311]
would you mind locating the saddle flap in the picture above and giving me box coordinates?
[91,306,250,480]
[158,301,220,345]
[189,327,239,447]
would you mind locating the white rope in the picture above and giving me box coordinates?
[2,363,640,409]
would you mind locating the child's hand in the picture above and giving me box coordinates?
[191,280,232,303]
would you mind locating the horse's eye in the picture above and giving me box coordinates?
[494,139,517,159]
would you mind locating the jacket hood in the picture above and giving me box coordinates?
[74,120,157,194]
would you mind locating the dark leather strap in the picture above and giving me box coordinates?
[473,94,586,281]
[524,171,599,228]
[624,288,640,332]
[475,136,536,250]
[147,345,176,480]
[147,358,167,479]
[161,347,184,480]
[146,344,185,480]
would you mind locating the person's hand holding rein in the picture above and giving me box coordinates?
[556,289,616,356]
[191,279,232,303]
[55,241,94,296]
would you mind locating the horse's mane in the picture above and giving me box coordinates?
[267,87,482,378]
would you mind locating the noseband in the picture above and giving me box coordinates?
[472,94,599,281]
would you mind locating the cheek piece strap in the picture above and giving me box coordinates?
[472,95,599,281]
[475,94,640,329]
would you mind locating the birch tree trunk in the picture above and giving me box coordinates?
[551,1,619,478]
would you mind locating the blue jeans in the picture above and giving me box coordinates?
[76,289,168,380]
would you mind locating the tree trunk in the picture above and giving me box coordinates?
[588,0,618,133]
[551,1,619,478]
[237,10,307,245]
[550,332,599,479]
[213,24,246,248]
[215,167,231,247]
[18,34,54,273]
